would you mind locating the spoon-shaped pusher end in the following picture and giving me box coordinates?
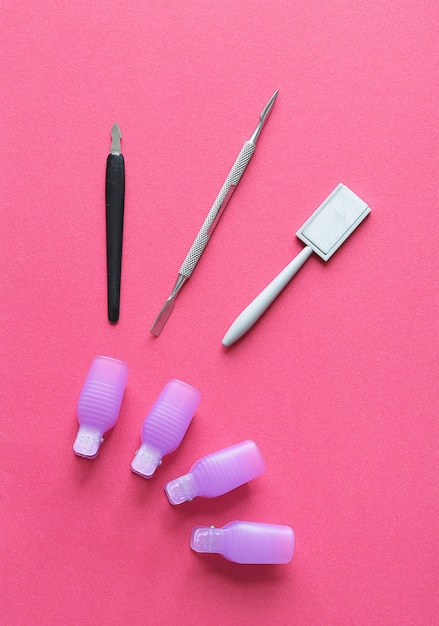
[150,275,187,336]
[131,379,201,478]
[73,356,128,459]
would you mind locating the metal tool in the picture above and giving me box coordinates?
[150,90,279,336]
[222,184,371,346]
[106,123,125,323]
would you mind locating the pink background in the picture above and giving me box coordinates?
[1,1,438,624]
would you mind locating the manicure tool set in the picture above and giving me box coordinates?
[81,89,371,566]
[106,90,370,345]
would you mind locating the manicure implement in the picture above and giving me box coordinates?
[150,90,279,336]
[106,123,125,323]
[73,356,129,459]
[191,521,294,564]
[222,184,371,346]
[165,440,266,504]
[131,379,201,478]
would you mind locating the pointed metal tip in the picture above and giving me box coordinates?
[260,90,279,122]
[111,123,122,139]
[249,90,279,144]
[110,123,122,154]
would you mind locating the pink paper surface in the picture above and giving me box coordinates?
[1,1,438,624]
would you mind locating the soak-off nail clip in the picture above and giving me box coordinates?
[191,520,294,564]
[131,379,201,478]
[73,356,128,459]
[165,440,265,505]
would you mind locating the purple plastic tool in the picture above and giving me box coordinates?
[190,521,294,564]
[131,379,201,478]
[165,440,266,505]
[73,356,128,459]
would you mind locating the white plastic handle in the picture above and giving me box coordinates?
[222,246,313,346]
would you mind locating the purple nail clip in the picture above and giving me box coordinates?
[190,521,294,564]
[73,356,128,459]
[165,440,266,505]
[131,379,201,478]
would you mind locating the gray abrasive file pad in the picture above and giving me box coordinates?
[296,183,370,261]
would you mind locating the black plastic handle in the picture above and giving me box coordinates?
[106,153,125,323]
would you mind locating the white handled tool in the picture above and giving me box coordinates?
[222,184,371,346]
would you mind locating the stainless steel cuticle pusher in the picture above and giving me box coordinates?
[150,89,279,336]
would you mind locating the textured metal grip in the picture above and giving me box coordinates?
[179,141,256,277]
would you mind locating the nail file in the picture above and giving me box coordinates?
[222,184,371,346]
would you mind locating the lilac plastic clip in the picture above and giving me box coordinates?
[190,520,294,564]
[73,356,128,459]
[131,379,201,478]
[165,440,266,504]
